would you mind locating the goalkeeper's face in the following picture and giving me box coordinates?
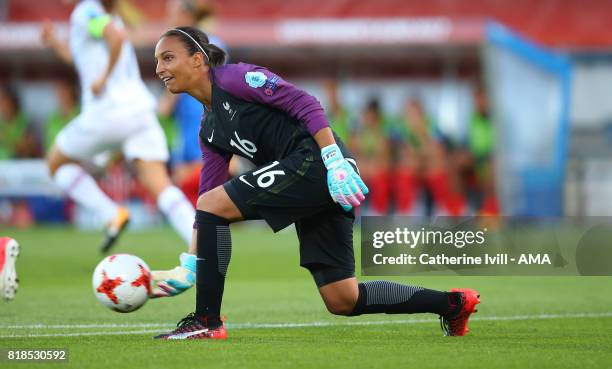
[155,36,205,94]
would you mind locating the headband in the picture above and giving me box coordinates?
[172,28,210,62]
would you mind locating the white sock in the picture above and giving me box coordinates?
[157,186,196,246]
[53,163,118,223]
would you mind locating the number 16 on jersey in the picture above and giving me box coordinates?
[240,161,285,189]
[230,131,257,158]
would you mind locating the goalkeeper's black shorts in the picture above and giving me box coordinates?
[224,144,356,274]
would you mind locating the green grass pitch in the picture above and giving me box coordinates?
[1,225,611,369]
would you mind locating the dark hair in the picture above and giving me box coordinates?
[100,0,117,11]
[162,26,226,67]
[0,83,20,111]
[366,98,380,114]
[180,0,215,22]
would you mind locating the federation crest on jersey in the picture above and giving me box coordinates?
[245,71,267,88]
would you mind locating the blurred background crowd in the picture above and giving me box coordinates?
[1,0,612,228]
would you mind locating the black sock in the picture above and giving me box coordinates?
[194,210,232,328]
[349,281,460,316]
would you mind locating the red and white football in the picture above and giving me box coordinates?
[92,254,151,313]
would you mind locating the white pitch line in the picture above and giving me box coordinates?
[1,312,611,338]
[0,323,171,329]
[0,329,165,338]
[231,312,612,328]
[2,311,612,330]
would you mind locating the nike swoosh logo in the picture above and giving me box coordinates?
[239,175,255,188]
[207,130,214,142]
[168,328,210,339]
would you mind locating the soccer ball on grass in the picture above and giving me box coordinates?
[92,254,151,313]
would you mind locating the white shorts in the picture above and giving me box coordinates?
[56,108,170,162]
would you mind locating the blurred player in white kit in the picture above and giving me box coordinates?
[41,0,195,253]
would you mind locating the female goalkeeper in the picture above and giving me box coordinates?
[152,26,480,339]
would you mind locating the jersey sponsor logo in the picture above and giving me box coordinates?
[264,76,280,96]
[207,129,215,142]
[245,71,267,88]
